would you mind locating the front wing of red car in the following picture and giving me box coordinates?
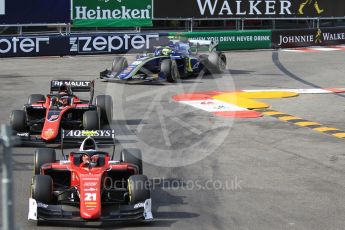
[28,198,153,224]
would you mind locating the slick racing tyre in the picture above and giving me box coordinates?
[161,59,180,83]
[27,94,46,104]
[34,148,56,175]
[95,95,113,125]
[206,52,227,74]
[128,175,150,205]
[10,110,27,132]
[83,111,100,130]
[31,175,53,204]
[121,148,143,174]
[112,56,128,73]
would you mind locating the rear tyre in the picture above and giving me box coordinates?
[10,110,27,132]
[121,148,143,174]
[27,94,46,104]
[112,56,128,73]
[34,148,56,175]
[31,175,53,204]
[207,52,227,74]
[160,59,180,83]
[128,175,150,205]
[83,111,100,130]
[95,95,113,125]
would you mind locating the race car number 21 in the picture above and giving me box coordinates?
[85,192,96,201]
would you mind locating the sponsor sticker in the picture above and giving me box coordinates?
[69,34,159,53]
[134,202,145,209]
[64,130,114,138]
[37,202,48,208]
[0,37,49,54]
[84,182,97,186]
[16,132,29,137]
[51,80,91,88]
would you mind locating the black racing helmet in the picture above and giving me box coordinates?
[59,84,72,94]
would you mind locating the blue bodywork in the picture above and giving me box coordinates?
[100,40,208,82]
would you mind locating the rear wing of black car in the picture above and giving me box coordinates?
[61,129,116,159]
[189,39,219,52]
[169,39,219,53]
[50,80,95,103]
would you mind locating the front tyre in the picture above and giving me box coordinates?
[34,148,56,175]
[31,175,53,204]
[95,95,113,125]
[128,175,151,205]
[27,94,46,104]
[112,56,128,73]
[10,110,27,132]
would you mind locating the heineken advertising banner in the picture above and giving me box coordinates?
[72,0,153,27]
[272,27,345,48]
[169,30,272,50]
[154,0,345,18]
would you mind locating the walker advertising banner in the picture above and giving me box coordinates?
[72,0,153,27]
[169,30,272,50]
[272,27,345,48]
[154,0,345,18]
[0,0,70,24]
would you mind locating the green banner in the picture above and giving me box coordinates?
[169,30,272,51]
[72,0,153,28]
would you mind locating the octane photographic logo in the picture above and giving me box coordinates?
[0,0,4,15]
[104,41,236,168]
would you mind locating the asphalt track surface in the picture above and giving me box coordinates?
[1,49,345,230]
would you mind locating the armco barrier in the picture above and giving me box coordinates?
[0,31,270,58]
[0,33,167,58]
[169,30,272,50]
[1,28,345,58]
[272,27,345,48]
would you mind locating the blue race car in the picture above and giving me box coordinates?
[100,40,227,83]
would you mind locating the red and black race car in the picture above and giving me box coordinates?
[10,80,113,145]
[28,130,153,224]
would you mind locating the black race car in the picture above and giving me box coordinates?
[100,39,227,83]
[10,80,113,145]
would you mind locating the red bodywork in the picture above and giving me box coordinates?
[41,153,138,220]
[32,96,90,141]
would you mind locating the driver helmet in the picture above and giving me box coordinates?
[59,84,69,94]
[161,47,173,56]
[79,137,98,152]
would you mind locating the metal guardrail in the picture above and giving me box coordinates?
[0,18,345,35]
[0,124,19,230]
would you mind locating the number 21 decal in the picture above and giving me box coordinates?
[85,192,96,201]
